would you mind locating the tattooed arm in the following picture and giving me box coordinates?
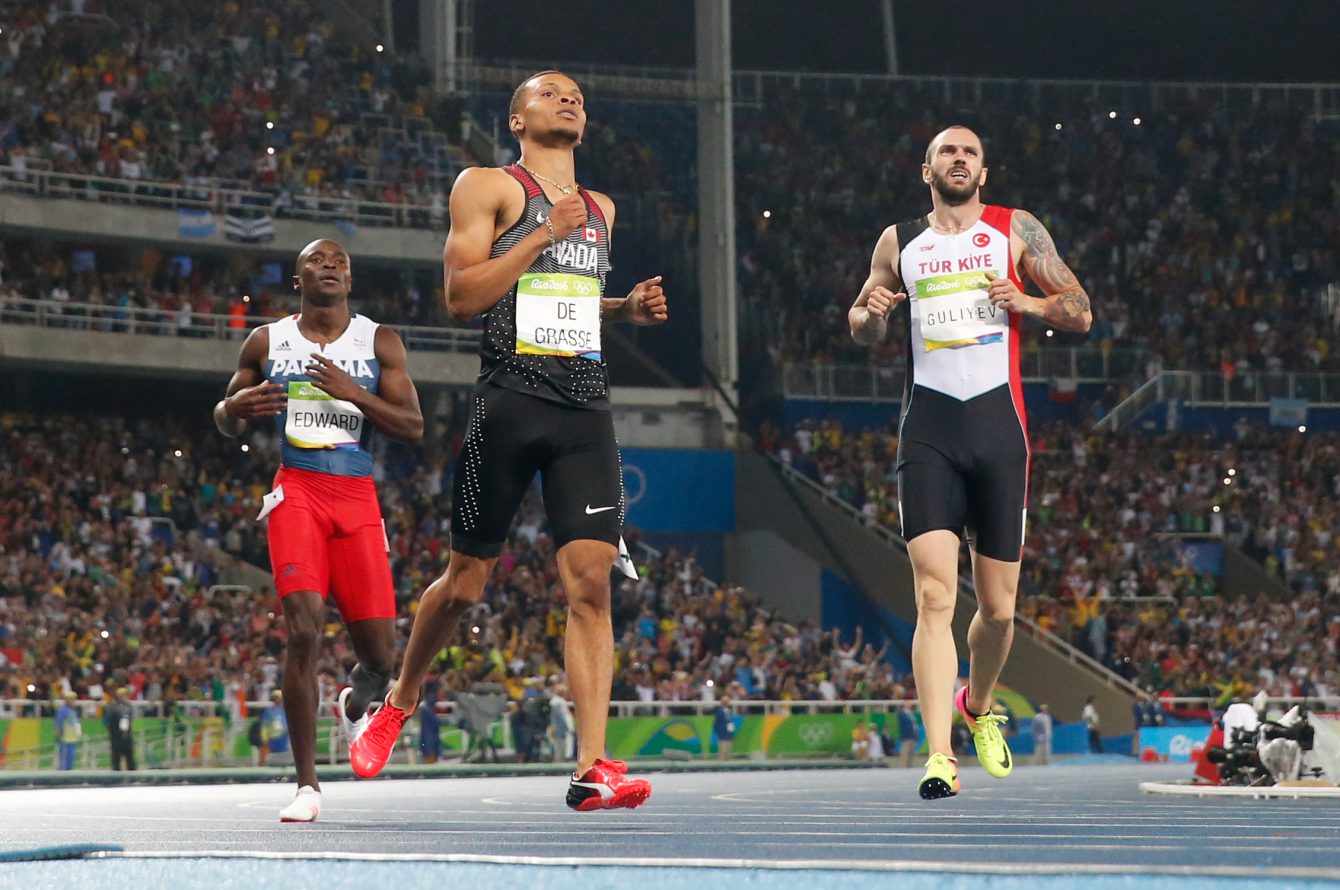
[984,210,1092,333]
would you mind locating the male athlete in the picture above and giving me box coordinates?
[848,126,1092,799]
[215,239,423,821]
[351,71,667,811]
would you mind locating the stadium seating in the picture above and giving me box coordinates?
[766,417,1339,699]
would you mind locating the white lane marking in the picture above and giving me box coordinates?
[12,804,1340,828]
[5,825,1336,844]
[1141,781,1340,799]
[82,849,1340,881]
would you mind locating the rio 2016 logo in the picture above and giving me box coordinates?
[1168,734,1197,757]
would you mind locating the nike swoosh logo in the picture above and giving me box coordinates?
[571,780,616,799]
[998,751,1011,769]
[585,504,617,515]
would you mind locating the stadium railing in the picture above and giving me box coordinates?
[0,296,481,354]
[1097,369,1340,430]
[1159,696,1340,712]
[0,164,438,229]
[0,698,914,770]
[470,57,1340,116]
[782,348,1145,401]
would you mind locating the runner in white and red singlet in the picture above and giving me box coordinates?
[848,125,1093,800]
[214,239,423,822]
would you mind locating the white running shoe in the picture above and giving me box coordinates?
[335,686,369,750]
[278,785,321,823]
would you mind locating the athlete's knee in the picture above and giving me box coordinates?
[568,591,611,622]
[570,556,613,593]
[434,554,493,605]
[565,565,612,618]
[976,598,1015,627]
[286,627,321,663]
[283,597,324,654]
[915,577,956,620]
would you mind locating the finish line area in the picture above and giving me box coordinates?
[1,762,1339,888]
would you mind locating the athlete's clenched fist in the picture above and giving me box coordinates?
[866,286,907,319]
[547,194,589,240]
[625,276,668,326]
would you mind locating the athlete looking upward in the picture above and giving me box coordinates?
[215,239,423,821]
[848,125,1092,800]
[352,71,668,811]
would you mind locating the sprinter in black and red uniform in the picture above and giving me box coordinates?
[352,71,668,810]
[849,126,1093,800]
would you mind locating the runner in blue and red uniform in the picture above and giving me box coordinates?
[214,238,423,821]
[351,71,668,811]
[849,126,1093,800]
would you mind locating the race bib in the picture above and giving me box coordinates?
[515,273,602,359]
[916,269,1007,352]
[285,381,365,449]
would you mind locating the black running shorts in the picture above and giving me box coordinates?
[895,383,1029,562]
[450,383,623,557]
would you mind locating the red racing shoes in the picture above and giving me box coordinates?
[566,759,652,811]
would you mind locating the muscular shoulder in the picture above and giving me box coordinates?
[452,166,521,204]
[1010,208,1043,229]
[876,223,900,251]
[1008,208,1058,254]
[238,324,271,367]
[1008,208,1047,241]
[373,323,407,361]
[874,223,902,265]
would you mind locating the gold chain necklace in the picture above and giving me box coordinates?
[519,163,577,196]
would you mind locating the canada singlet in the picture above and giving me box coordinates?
[478,164,613,410]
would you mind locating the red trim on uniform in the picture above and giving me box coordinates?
[578,187,606,225]
[1008,309,1030,496]
[505,164,544,199]
[980,204,1012,238]
[998,206,1031,523]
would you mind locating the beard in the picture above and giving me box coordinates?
[528,122,582,148]
[930,169,980,206]
[550,124,582,146]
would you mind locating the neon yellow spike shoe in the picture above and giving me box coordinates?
[955,685,1013,778]
[918,752,960,800]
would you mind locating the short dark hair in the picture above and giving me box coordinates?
[925,124,984,165]
[510,70,565,117]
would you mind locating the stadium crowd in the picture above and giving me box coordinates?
[1,0,457,222]
[731,82,1340,383]
[2,37,1337,726]
[9,24,1337,388]
[3,404,1333,718]
[0,240,448,329]
[765,416,1340,698]
[0,412,901,715]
